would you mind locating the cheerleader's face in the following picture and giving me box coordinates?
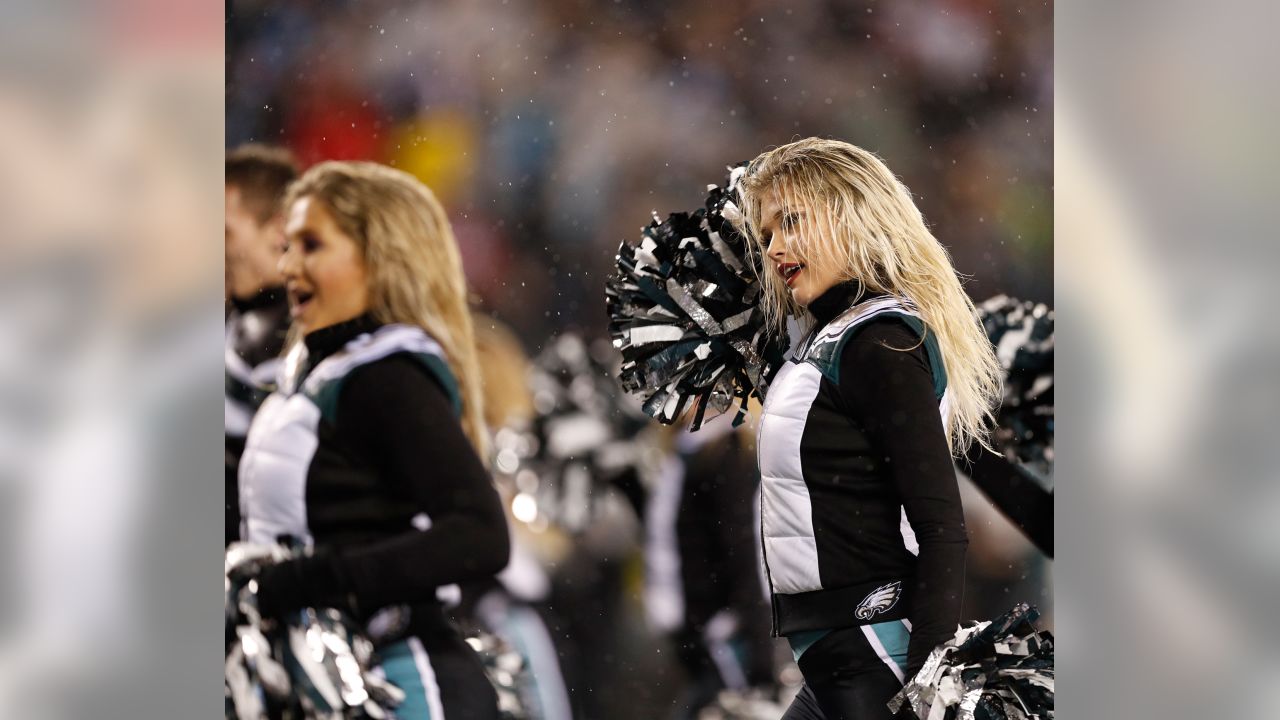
[759,188,841,307]
[280,196,370,332]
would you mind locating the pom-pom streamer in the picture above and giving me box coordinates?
[978,296,1054,471]
[606,165,787,430]
[225,543,406,719]
[490,333,651,533]
[890,603,1054,720]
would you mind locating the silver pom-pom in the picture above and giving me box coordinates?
[979,296,1054,472]
[606,165,787,430]
[890,603,1053,720]
[224,543,405,719]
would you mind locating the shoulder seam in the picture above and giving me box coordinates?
[802,297,922,384]
[301,324,458,422]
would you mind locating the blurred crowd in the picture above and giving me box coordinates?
[227,0,1052,346]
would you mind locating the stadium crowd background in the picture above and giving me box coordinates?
[226,0,1052,714]
[227,0,1052,344]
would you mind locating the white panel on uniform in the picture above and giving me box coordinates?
[239,393,321,545]
[757,361,824,595]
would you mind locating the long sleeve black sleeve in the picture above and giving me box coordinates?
[837,320,968,677]
[330,355,510,611]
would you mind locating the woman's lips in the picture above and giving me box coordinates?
[779,263,804,288]
[288,289,313,318]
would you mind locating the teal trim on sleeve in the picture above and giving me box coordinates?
[304,351,461,425]
[308,377,345,425]
[413,352,462,418]
[902,317,948,399]
[810,312,947,400]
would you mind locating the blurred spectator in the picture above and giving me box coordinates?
[227,0,1051,349]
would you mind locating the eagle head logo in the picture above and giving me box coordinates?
[854,581,902,621]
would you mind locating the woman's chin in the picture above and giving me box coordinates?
[291,312,321,332]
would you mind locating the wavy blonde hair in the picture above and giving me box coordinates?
[284,161,489,459]
[737,138,1000,455]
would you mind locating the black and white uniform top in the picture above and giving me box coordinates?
[237,314,509,635]
[225,287,290,546]
[756,282,967,674]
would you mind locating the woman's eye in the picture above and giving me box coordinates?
[302,236,320,252]
[780,213,799,230]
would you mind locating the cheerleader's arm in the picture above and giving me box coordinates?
[838,320,968,678]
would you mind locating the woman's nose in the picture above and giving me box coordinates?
[278,245,298,278]
[766,234,784,260]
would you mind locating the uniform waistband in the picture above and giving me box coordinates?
[773,578,912,636]
[365,601,455,647]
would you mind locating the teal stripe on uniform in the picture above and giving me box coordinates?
[868,619,911,677]
[786,628,833,662]
[378,640,435,718]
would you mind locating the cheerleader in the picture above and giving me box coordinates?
[224,144,297,547]
[237,161,509,718]
[734,139,1002,719]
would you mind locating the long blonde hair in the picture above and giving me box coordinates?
[737,138,1000,455]
[284,161,489,459]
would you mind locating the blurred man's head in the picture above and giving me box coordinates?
[225,144,298,300]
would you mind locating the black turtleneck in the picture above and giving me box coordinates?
[255,314,509,618]
[300,312,383,374]
[807,281,968,677]
[806,280,871,327]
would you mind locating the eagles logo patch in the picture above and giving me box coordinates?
[854,581,902,621]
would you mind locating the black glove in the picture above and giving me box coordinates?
[255,547,356,619]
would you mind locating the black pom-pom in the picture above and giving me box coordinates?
[891,603,1054,720]
[979,296,1054,471]
[605,164,788,430]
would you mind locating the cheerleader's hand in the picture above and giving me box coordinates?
[253,547,355,619]
[225,542,287,585]
[225,542,292,632]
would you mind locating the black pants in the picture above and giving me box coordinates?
[781,626,905,720]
